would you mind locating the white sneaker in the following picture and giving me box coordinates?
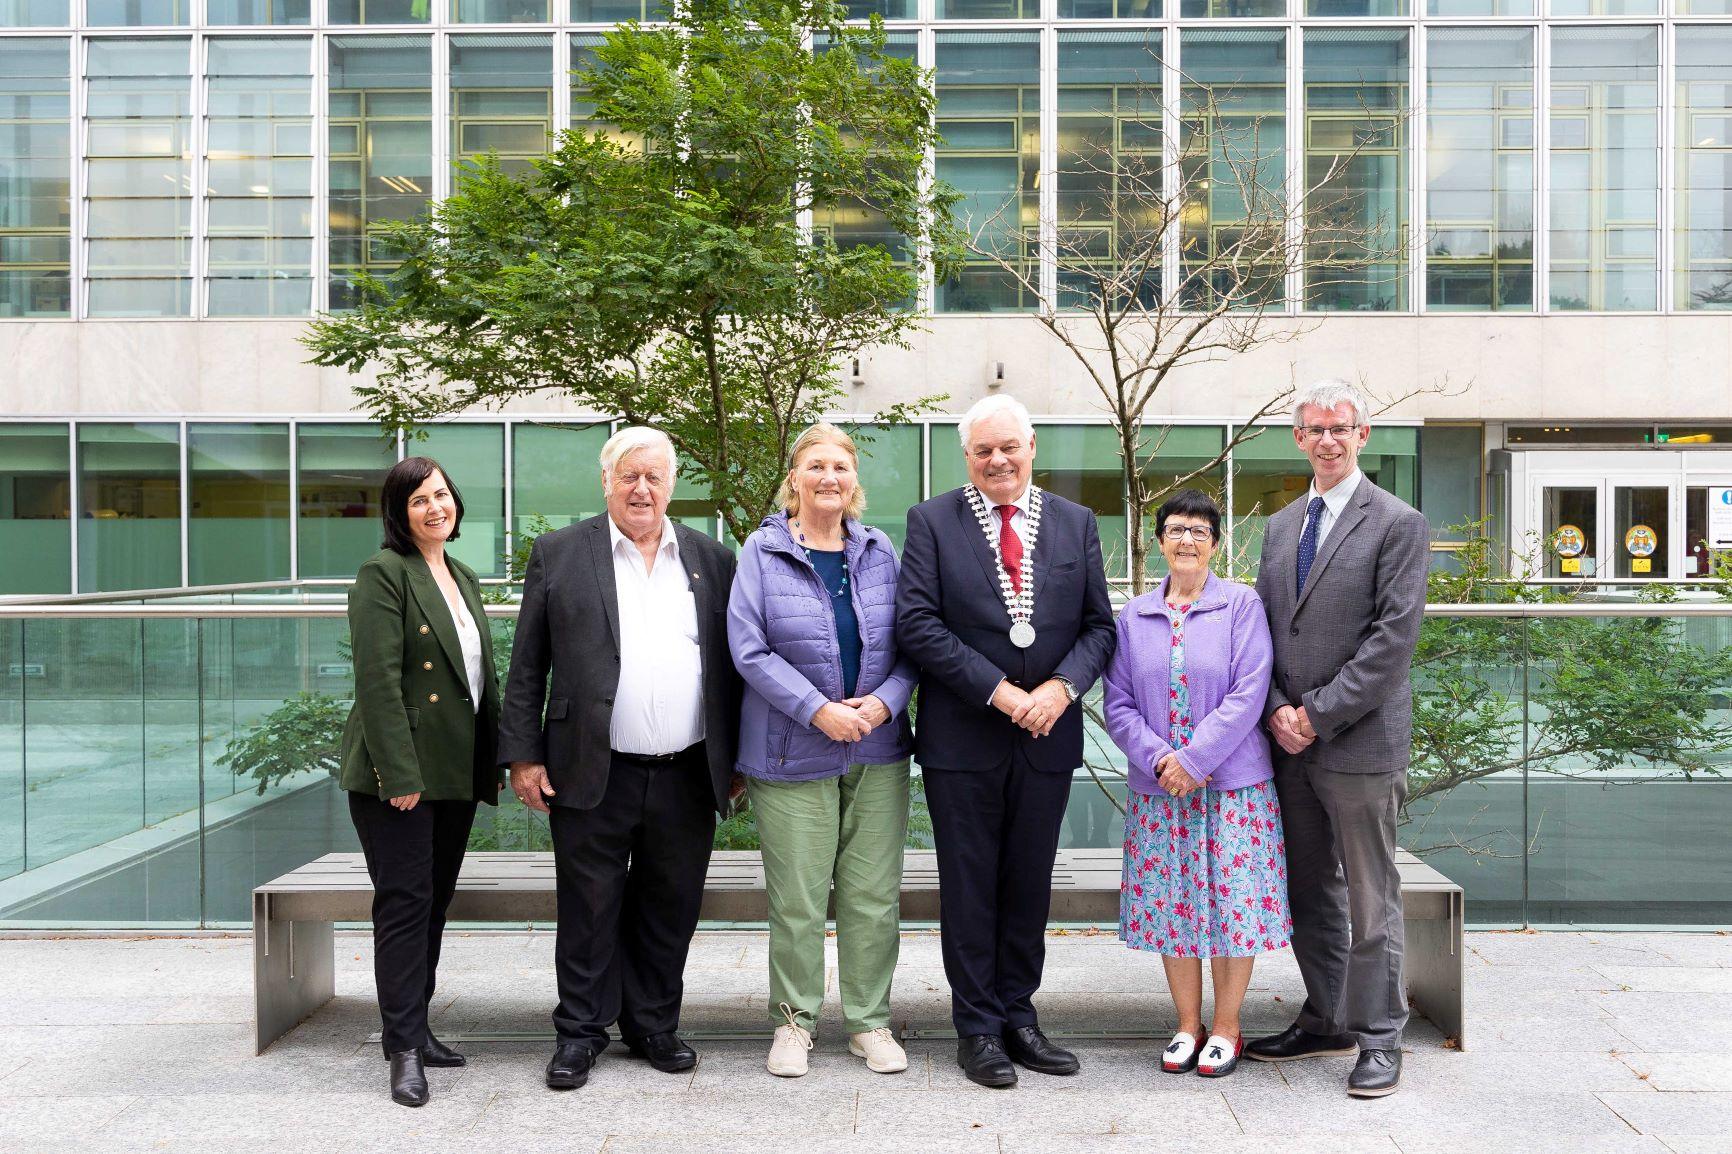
[848,1028,908,1074]
[767,1003,814,1077]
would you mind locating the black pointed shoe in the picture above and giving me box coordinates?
[1348,1048,1402,1098]
[627,1031,698,1073]
[1004,1026,1080,1075]
[388,1049,429,1107]
[957,1034,1018,1088]
[545,1042,594,1090]
[420,1033,466,1068]
[1244,1022,1359,1063]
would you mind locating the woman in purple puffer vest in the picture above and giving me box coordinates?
[727,423,916,1080]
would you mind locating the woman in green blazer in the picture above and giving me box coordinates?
[340,455,502,1107]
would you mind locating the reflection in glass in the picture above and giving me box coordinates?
[297,424,397,579]
[0,39,69,316]
[1035,425,1129,580]
[1613,486,1668,580]
[1549,27,1659,312]
[417,423,506,578]
[1308,0,1406,13]
[86,0,187,23]
[935,0,1034,15]
[329,0,430,21]
[207,0,309,23]
[512,421,609,536]
[0,621,18,882]
[76,422,181,593]
[0,0,69,23]
[84,39,192,316]
[1418,424,1483,545]
[0,424,70,595]
[846,423,921,552]
[1550,0,1656,14]
[328,36,432,310]
[1180,0,1283,14]
[1304,29,1408,312]
[1059,0,1158,17]
[1427,0,1530,11]
[188,423,291,585]
[1139,425,1226,581]
[1426,28,1534,312]
[1676,29,1732,311]
[205,38,314,316]
[935,32,1040,313]
[455,0,547,22]
[571,0,667,18]
[450,35,553,180]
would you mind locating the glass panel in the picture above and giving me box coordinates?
[0,621,19,881]
[1180,0,1284,14]
[1033,424,1129,581]
[1549,27,1659,312]
[187,423,290,585]
[511,421,609,536]
[1055,30,1161,311]
[935,0,1034,16]
[455,0,548,21]
[0,424,70,595]
[1426,28,1534,312]
[1308,0,1407,13]
[0,0,69,24]
[570,0,667,18]
[1058,0,1158,17]
[1304,29,1409,312]
[1179,29,1287,310]
[1613,485,1668,579]
[1542,485,1597,578]
[205,38,313,317]
[84,39,191,316]
[1139,425,1227,579]
[417,424,506,578]
[1551,0,1657,13]
[1507,424,1653,446]
[297,424,396,579]
[845,423,921,553]
[1679,0,1732,10]
[328,36,433,311]
[330,0,431,22]
[0,39,70,317]
[1428,0,1531,11]
[1676,28,1732,311]
[86,0,188,23]
[207,0,310,24]
[1684,484,1732,577]
[450,34,553,179]
[76,422,181,593]
[1418,424,1482,543]
[935,32,1040,313]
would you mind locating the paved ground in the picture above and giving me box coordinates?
[1,928,1728,1153]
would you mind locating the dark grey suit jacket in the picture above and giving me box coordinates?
[1254,476,1430,775]
[496,513,742,813]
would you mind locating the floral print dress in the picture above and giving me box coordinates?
[1119,601,1294,959]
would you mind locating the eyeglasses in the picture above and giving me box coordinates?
[1161,525,1215,542]
[1299,424,1359,441]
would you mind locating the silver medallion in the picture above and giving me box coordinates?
[1009,621,1036,648]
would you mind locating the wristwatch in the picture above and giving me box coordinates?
[1055,676,1079,704]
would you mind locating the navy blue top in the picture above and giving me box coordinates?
[809,547,860,699]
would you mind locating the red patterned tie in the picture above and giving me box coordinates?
[997,504,1023,594]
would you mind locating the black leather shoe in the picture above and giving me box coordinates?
[1004,1026,1080,1076]
[420,1033,466,1068]
[388,1049,429,1107]
[1348,1048,1402,1097]
[627,1031,698,1073]
[545,1042,594,1090]
[1244,1022,1359,1063]
[957,1034,1017,1088]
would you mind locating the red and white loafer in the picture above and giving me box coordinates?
[1161,1030,1202,1074]
[1197,1033,1244,1078]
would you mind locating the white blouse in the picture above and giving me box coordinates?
[443,585,485,714]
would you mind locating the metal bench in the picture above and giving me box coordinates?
[253,847,1464,1054]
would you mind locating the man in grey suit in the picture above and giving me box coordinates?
[1245,379,1430,1098]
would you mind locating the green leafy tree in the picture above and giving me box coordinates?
[218,691,350,796]
[304,0,961,542]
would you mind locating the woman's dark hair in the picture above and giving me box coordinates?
[1154,488,1222,543]
[380,456,464,554]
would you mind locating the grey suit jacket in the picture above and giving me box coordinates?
[1254,477,1430,775]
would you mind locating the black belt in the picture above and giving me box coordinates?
[614,743,702,765]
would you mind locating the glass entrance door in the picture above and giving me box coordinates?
[1612,484,1671,578]
[1541,483,1598,578]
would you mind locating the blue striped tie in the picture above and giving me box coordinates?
[1296,496,1326,594]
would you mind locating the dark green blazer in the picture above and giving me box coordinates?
[338,548,503,803]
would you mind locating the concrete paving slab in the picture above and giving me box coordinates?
[857,1087,1239,1138]
[1595,966,1732,994]
[1618,1052,1732,1092]
[1598,1092,1732,1138]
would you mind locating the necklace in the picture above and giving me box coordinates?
[963,484,1042,648]
[791,517,849,599]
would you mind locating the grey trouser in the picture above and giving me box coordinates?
[1273,759,1408,1051]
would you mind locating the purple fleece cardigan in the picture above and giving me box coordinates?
[1102,571,1276,797]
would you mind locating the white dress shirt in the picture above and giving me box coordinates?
[441,586,485,715]
[1307,467,1363,551]
[607,515,705,755]
[981,483,1032,550]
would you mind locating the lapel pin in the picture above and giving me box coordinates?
[691,571,701,581]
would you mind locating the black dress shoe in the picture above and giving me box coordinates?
[1244,1021,1359,1063]
[1348,1048,1402,1097]
[420,1033,466,1068]
[1004,1026,1080,1076]
[388,1049,429,1107]
[957,1034,1017,1088]
[627,1031,699,1073]
[545,1042,594,1090]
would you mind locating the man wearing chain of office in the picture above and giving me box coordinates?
[894,394,1117,1089]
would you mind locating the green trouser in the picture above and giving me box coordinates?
[747,759,911,1034]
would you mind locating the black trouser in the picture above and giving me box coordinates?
[923,749,1073,1038]
[347,791,478,1056]
[548,746,717,1051]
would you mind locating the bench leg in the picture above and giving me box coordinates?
[1403,890,1466,1052]
[253,892,336,1055]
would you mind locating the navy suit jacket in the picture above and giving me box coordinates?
[894,487,1117,773]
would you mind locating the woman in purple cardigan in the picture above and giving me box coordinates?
[1104,489,1293,1079]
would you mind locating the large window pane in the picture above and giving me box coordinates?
[86,0,188,24]
[1059,0,1159,17]
[84,39,191,317]
[935,32,1040,313]
[1550,0,1656,14]
[1034,425,1129,580]
[511,421,609,537]
[1309,0,1406,13]
[0,424,70,595]
[1303,29,1409,312]
[846,423,921,552]
[328,36,432,311]
[456,0,548,21]
[330,0,430,22]
[417,424,506,578]
[450,35,552,180]
[1429,0,1530,11]
[1,0,69,24]
[0,39,70,317]
[936,0,1034,16]
[1419,423,1482,546]
[571,0,668,18]
[1181,0,1284,14]
[77,422,181,593]
[205,38,313,317]
[188,423,290,586]
[1179,29,1287,310]
[1426,28,1534,312]
[1140,425,1226,580]
[297,424,396,579]
[1055,30,1161,311]
[1549,27,1659,312]
[1676,28,1732,311]
[208,0,309,23]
